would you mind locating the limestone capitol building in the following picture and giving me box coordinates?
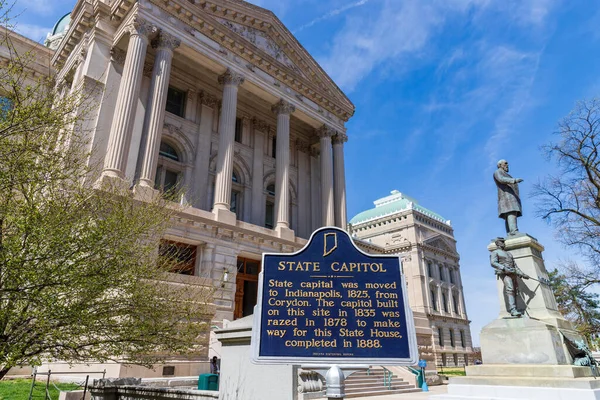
[350,191,473,367]
[4,0,472,376]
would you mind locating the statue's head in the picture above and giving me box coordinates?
[497,159,509,172]
[494,237,506,248]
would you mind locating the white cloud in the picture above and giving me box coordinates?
[318,0,555,92]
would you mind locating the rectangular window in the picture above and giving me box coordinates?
[427,261,433,278]
[460,330,466,348]
[431,289,437,311]
[449,330,455,347]
[272,136,277,158]
[231,190,240,216]
[234,117,243,143]
[439,265,444,281]
[159,240,196,275]
[453,295,459,314]
[165,87,186,118]
[438,328,443,346]
[450,269,455,284]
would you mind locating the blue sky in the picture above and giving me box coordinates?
[13,0,600,345]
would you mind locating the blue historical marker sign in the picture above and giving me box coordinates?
[251,227,418,365]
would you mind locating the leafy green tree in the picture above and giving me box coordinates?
[548,268,600,346]
[0,3,213,379]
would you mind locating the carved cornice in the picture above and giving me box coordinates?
[271,99,295,115]
[332,133,348,145]
[316,125,336,139]
[199,90,219,108]
[110,47,126,66]
[127,16,157,38]
[218,68,245,87]
[152,31,181,51]
[252,117,272,134]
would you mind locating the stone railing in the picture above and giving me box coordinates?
[91,379,218,400]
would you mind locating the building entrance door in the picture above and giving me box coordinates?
[233,257,261,320]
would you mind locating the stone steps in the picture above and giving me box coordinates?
[312,367,421,398]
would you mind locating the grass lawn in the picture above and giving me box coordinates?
[0,379,80,400]
[438,367,466,376]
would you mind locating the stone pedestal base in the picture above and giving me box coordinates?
[132,184,160,201]
[431,365,599,400]
[94,172,130,193]
[275,225,295,241]
[480,318,575,365]
[212,207,237,225]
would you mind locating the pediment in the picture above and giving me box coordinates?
[425,236,455,253]
[215,18,307,80]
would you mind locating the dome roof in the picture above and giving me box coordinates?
[349,190,449,225]
[51,12,71,36]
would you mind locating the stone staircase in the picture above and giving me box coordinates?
[307,367,421,398]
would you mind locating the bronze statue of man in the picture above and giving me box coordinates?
[494,159,524,236]
[490,237,529,317]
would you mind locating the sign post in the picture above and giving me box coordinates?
[251,227,418,398]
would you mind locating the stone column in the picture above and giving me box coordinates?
[136,32,180,191]
[310,148,321,232]
[272,100,295,240]
[317,125,335,226]
[297,140,311,239]
[212,69,244,224]
[332,132,348,229]
[99,17,156,186]
[192,91,218,210]
[251,119,268,226]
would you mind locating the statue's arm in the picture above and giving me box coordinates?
[490,251,505,272]
[494,170,522,184]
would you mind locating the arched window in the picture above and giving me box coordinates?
[155,141,183,198]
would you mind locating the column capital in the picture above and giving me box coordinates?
[218,68,245,87]
[152,31,181,51]
[316,124,336,138]
[127,16,157,38]
[272,99,295,115]
[332,132,348,145]
[199,90,219,108]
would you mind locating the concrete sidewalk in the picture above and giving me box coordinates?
[351,384,447,399]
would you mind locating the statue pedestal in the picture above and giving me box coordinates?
[431,235,597,399]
